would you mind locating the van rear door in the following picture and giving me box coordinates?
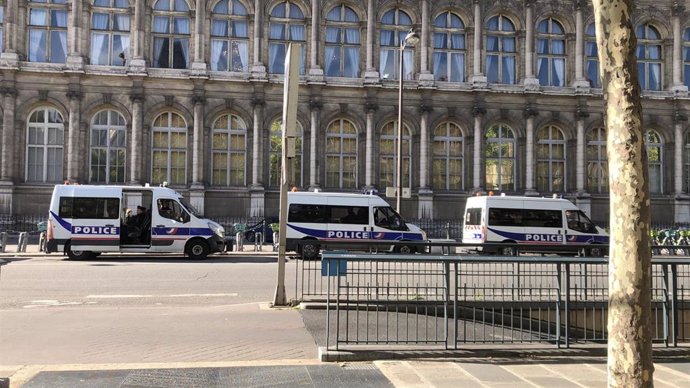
[66,187,122,252]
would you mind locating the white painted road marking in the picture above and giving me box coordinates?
[85,293,239,299]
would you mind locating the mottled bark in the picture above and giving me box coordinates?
[592,1,654,387]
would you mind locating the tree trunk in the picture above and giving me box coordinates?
[591,1,654,387]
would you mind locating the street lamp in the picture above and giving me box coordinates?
[396,28,420,213]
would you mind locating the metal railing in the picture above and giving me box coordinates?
[315,251,690,351]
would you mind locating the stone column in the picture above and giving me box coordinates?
[472,106,485,191]
[249,97,265,217]
[419,0,434,84]
[523,0,539,90]
[191,96,205,186]
[418,105,433,218]
[674,112,689,223]
[573,1,590,90]
[471,1,487,87]
[575,108,589,194]
[524,107,537,194]
[0,0,19,64]
[66,89,82,182]
[251,0,266,77]
[191,0,207,74]
[365,104,376,188]
[1,88,16,182]
[308,101,321,190]
[128,0,146,70]
[65,0,84,69]
[308,0,323,81]
[363,0,379,82]
[129,92,144,184]
[672,5,688,94]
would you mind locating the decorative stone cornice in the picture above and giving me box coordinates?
[0,87,17,97]
[250,96,265,107]
[672,3,685,17]
[66,90,81,100]
[38,90,49,101]
[164,95,174,106]
[472,105,486,117]
[674,110,688,123]
[191,95,205,105]
[419,104,433,114]
[365,101,378,113]
[524,106,538,118]
[130,92,145,103]
[575,107,590,119]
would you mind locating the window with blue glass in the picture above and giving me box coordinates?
[26,107,64,182]
[152,0,190,69]
[268,1,306,75]
[586,127,608,193]
[432,11,465,82]
[324,4,360,78]
[646,130,663,194]
[636,24,662,91]
[485,124,515,191]
[485,15,516,84]
[536,18,566,86]
[90,110,126,183]
[379,121,411,188]
[432,122,464,190]
[210,0,249,72]
[379,8,414,80]
[28,0,68,63]
[536,125,566,193]
[585,23,600,88]
[91,0,130,66]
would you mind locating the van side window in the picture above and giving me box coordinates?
[465,208,481,225]
[330,206,369,224]
[157,199,190,223]
[374,207,403,230]
[59,197,120,219]
[488,207,523,227]
[523,210,563,228]
[566,210,597,233]
[288,204,327,223]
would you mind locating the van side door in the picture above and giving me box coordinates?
[151,198,191,252]
[65,188,123,253]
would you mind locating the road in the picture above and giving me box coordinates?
[0,253,316,367]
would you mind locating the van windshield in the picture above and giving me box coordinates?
[179,197,201,217]
[374,206,405,231]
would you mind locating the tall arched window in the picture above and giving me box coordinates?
[379,121,411,188]
[269,119,303,188]
[152,0,190,69]
[326,119,358,188]
[683,27,690,87]
[89,110,126,183]
[28,0,68,63]
[485,15,516,84]
[432,11,465,82]
[90,0,130,66]
[26,107,64,182]
[151,112,186,185]
[212,113,247,186]
[324,4,360,78]
[585,23,600,88]
[485,124,515,191]
[636,23,662,91]
[380,8,414,80]
[210,0,249,72]
[536,125,566,193]
[432,122,464,190]
[646,130,663,194]
[586,127,608,193]
[536,18,566,86]
[268,1,305,75]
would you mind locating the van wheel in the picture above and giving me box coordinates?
[300,241,320,260]
[500,245,517,256]
[66,246,94,260]
[587,246,605,257]
[186,239,209,260]
[394,244,414,254]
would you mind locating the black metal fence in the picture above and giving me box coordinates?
[316,251,690,351]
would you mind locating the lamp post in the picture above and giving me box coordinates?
[396,28,420,213]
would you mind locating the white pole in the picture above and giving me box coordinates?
[273,43,300,306]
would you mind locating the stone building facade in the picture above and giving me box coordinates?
[0,0,689,224]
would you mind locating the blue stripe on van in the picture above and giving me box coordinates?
[488,227,609,244]
[152,227,213,237]
[288,224,424,241]
[50,211,72,231]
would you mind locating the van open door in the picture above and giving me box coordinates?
[65,187,123,256]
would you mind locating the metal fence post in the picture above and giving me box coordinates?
[671,263,678,347]
[235,232,244,251]
[564,263,570,349]
[0,232,6,253]
[254,232,263,251]
[273,232,279,252]
[662,264,670,346]
[16,232,28,253]
[38,231,47,253]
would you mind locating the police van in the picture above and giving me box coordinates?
[286,191,427,259]
[462,194,608,256]
[46,184,225,260]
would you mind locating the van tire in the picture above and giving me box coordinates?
[186,239,209,260]
[394,243,415,254]
[500,243,517,256]
[66,245,94,260]
[300,240,320,260]
[587,245,605,257]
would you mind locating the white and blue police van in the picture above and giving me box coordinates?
[286,191,427,259]
[462,194,608,256]
[46,184,225,260]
